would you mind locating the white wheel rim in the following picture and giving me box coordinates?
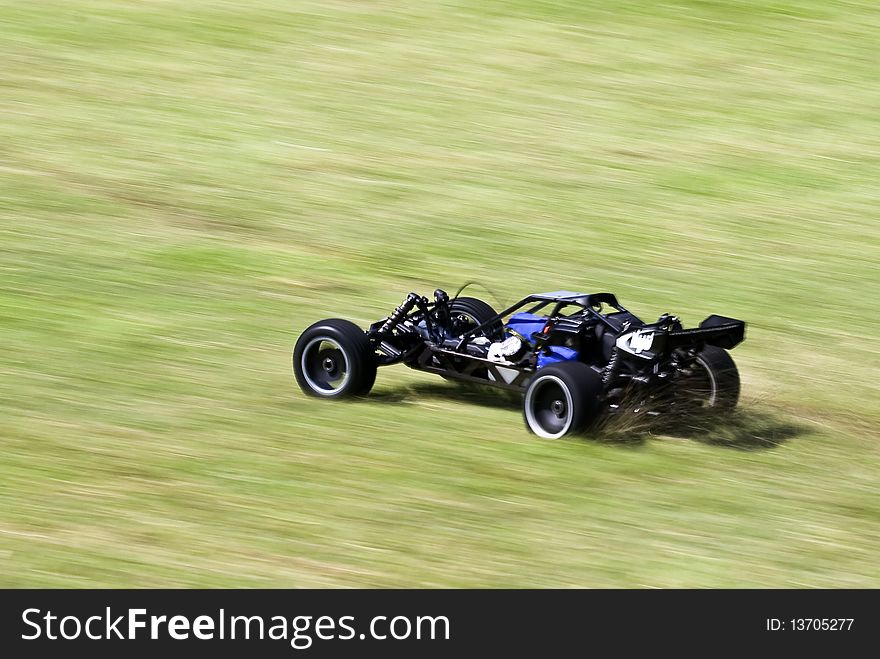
[524,375,574,439]
[695,354,718,407]
[300,336,351,396]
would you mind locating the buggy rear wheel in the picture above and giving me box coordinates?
[293,319,377,398]
[677,345,740,413]
[523,362,603,439]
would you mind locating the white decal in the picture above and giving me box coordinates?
[630,330,654,353]
[617,329,655,355]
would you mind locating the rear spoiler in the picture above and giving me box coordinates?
[667,315,745,350]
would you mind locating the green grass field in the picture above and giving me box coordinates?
[2,0,879,587]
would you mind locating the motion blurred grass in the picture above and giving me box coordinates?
[1,0,879,587]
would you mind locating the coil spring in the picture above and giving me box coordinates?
[379,292,421,334]
[602,347,621,387]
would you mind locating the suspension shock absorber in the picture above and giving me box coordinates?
[433,289,450,327]
[602,346,622,388]
[379,292,422,334]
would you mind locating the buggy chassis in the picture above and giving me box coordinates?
[294,288,745,438]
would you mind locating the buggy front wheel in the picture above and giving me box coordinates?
[293,319,377,398]
[448,296,504,341]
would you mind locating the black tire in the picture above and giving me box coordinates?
[523,362,604,439]
[679,345,740,413]
[448,297,504,341]
[293,319,377,398]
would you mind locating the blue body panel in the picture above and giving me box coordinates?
[537,346,579,369]
[505,312,580,369]
[505,312,547,338]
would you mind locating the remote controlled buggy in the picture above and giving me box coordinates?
[293,289,745,438]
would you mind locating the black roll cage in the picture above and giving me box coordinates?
[454,291,630,352]
[368,289,744,390]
